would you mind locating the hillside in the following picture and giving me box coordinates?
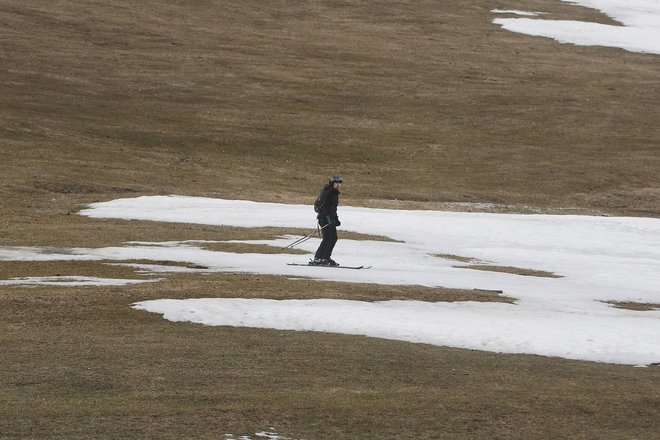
[2,0,658,220]
[1,1,659,439]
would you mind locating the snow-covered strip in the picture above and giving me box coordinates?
[224,429,293,440]
[79,196,314,229]
[493,0,660,55]
[0,246,98,262]
[0,276,161,287]
[491,9,544,16]
[133,298,660,366]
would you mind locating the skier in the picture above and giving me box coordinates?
[312,176,343,266]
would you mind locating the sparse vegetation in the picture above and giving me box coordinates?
[433,253,479,263]
[455,264,562,278]
[605,301,660,312]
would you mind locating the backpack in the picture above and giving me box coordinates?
[313,189,324,213]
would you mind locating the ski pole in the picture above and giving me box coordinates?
[284,234,314,249]
[283,223,330,249]
[283,225,322,249]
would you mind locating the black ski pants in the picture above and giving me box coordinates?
[315,223,337,260]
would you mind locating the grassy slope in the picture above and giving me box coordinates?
[2,0,659,215]
[1,0,659,438]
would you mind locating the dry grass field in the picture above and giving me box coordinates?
[1,0,659,438]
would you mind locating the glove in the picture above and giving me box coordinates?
[326,216,334,227]
[335,219,341,227]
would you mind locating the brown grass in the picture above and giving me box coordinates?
[1,0,659,438]
[605,301,660,312]
[433,253,479,263]
[1,273,658,439]
[2,0,659,218]
[455,264,562,278]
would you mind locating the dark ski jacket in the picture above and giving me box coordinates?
[317,184,340,225]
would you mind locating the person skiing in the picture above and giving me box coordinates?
[312,176,343,266]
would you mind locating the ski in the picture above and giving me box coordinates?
[287,263,371,270]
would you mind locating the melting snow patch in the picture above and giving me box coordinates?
[492,9,544,16]
[3,195,660,366]
[0,276,161,287]
[133,298,660,366]
[493,0,660,55]
[224,428,299,440]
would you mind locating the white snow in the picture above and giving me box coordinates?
[492,0,660,55]
[0,275,160,287]
[132,298,660,366]
[492,9,544,17]
[224,429,295,440]
[3,195,658,366]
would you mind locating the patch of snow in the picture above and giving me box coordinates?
[3,195,660,365]
[133,298,660,366]
[492,9,544,17]
[0,276,161,287]
[224,428,298,440]
[493,0,660,55]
